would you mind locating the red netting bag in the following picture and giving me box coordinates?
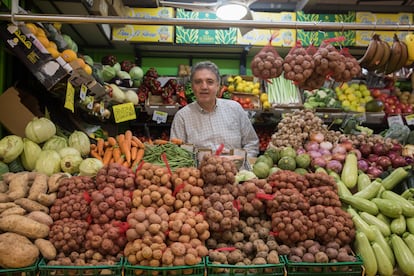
[283,40,315,85]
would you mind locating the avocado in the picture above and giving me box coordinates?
[365,99,384,112]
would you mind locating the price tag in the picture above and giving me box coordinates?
[152,110,168,124]
[79,84,87,101]
[405,114,414,125]
[87,96,94,110]
[112,102,136,123]
[387,114,404,126]
[64,81,75,112]
[99,101,105,115]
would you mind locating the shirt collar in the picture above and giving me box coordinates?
[196,99,219,113]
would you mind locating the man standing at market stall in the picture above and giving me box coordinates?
[170,60,259,157]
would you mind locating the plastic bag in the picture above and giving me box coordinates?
[384,123,411,144]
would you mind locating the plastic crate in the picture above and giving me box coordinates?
[206,256,286,276]
[124,258,205,276]
[0,259,38,276]
[283,255,364,276]
[38,258,123,276]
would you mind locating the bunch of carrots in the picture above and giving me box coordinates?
[89,130,183,169]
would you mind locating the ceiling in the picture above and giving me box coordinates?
[20,0,414,58]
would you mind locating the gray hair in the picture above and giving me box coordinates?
[190,61,221,84]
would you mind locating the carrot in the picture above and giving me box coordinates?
[170,138,184,145]
[97,138,105,156]
[124,130,133,164]
[108,137,117,147]
[123,161,130,168]
[103,147,113,165]
[90,149,103,161]
[131,148,145,169]
[154,139,169,145]
[112,147,122,162]
[131,146,138,161]
[90,143,97,151]
[116,155,125,165]
[132,136,145,149]
[117,134,125,151]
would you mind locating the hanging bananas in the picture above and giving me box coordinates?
[405,33,414,66]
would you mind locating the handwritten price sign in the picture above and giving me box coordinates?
[112,103,136,123]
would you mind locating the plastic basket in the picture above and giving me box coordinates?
[38,257,123,276]
[206,256,286,276]
[123,258,205,276]
[0,259,38,276]
[283,255,364,276]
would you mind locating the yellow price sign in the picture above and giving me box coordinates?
[112,102,136,123]
[64,81,75,112]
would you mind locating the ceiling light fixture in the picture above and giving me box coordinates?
[216,1,248,20]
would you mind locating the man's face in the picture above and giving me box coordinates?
[191,68,220,106]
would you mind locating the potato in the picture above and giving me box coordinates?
[14,198,49,213]
[0,214,49,239]
[0,232,39,268]
[7,173,31,200]
[26,211,54,226]
[28,173,48,201]
[0,193,10,203]
[35,238,57,260]
[0,206,26,217]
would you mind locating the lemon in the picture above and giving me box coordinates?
[260,93,268,102]
[347,94,357,102]
[365,95,373,102]
[341,83,349,90]
[345,87,355,95]
[227,76,234,83]
[356,106,365,113]
[254,82,260,89]
[252,88,260,95]
[262,101,270,109]
[354,90,362,99]
[234,76,242,83]
[342,100,350,107]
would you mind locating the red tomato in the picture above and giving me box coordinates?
[371,89,382,98]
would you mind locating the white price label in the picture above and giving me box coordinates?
[387,115,404,126]
[405,114,414,125]
[80,84,87,101]
[152,110,168,124]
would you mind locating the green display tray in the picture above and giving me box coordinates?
[38,258,123,276]
[123,258,205,276]
[206,256,286,276]
[0,259,38,276]
[283,255,364,276]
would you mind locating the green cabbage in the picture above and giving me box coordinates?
[117,70,131,80]
[102,65,117,82]
[35,150,61,176]
[68,131,91,157]
[0,135,24,163]
[129,66,144,80]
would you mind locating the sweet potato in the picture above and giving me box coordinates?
[7,172,32,200]
[0,206,26,217]
[0,193,10,203]
[0,180,7,193]
[35,238,57,260]
[26,211,54,226]
[0,214,49,239]
[28,173,48,201]
[0,202,17,212]
[14,198,49,213]
[37,192,57,207]
[0,232,39,268]
[48,173,70,193]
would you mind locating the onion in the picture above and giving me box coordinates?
[332,152,346,162]
[319,141,333,151]
[373,143,387,156]
[377,156,392,170]
[332,144,347,155]
[305,141,319,152]
[350,149,362,160]
[308,150,322,159]
[366,166,383,178]
[391,143,403,153]
[310,132,325,143]
[318,148,331,156]
[357,159,369,172]
[326,160,343,173]
[359,143,372,157]
[311,157,326,168]
[367,154,379,163]
[296,147,306,155]
[322,154,333,162]
[391,155,407,168]
[341,140,353,151]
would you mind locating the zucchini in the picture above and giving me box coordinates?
[407,217,414,234]
[371,198,403,218]
[335,178,352,197]
[401,188,414,200]
[347,207,376,241]
[403,232,414,255]
[382,167,410,190]
[340,194,379,215]
[381,190,414,217]
[357,171,372,192]
[390,215,406,235]
[315,167,328,174]
[390,234,414,276]
[372,242,394,276]
[355,231,377,276]
[341,152,358,189]
[360,211,391,237]
[370,225,395,266]
[354,179,382,200]
[376,213,391,226]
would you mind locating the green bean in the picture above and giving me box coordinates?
[143,142,195,170]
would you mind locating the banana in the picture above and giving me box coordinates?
[384,34,402,74]
[375,40,391,73]
[405,33,414,66]
[358,34,379,67]
[395,41,409,72]
[366,38,385,71]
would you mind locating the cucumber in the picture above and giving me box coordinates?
[347,207,376,241]
[381,190,414,217]
[357,171,372,192]
[371,198,403,218]
[372,242,394,276]
[341,152,358,189]
[370,225,395,266]
[382,167,410,190]
[340,194,378,215]
[390,234,414,276]
[354,179,382,200]
[390,215,406,235]
[360,211,391,237]
[355,231,377,276]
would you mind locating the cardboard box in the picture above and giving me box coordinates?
[90,0,109,16]
[296,12,356,46]
[112,7,174,42]
[356,12,412,46]
[106,0,126,16]
[237,12,296,47]
[0,87,42,137]
[175,8,237,44]
[0,23,69,90]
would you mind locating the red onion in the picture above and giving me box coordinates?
[318,148,331,156]
[305,141,319,152]
[367,166,383,178]
[311,157,326,168]
[341,140,353,151]
[310,132,325,143]
[367,154,379,163]
[322,154,333,162]
[332,152,346,162]
[332,144,347,155]
[391,143,402,153]
[308,150,322,159]
[388,151,399,161]
[391,155,407,168]
[326,160,343,173]
[377,156,392,170]
[373,143,387,156]
[357,159,369,172]
[319,141,333,151]
[359,143,372,157]
[296,147,306,155]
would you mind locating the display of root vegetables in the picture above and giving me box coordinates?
[251,42,284,80]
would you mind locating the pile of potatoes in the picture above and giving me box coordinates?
[251,44,284,80]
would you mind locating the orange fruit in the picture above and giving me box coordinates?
[48,41,58,50]
[83,64,92,75]
[60,49,77,63]
[36,27,46,37]
[74,57,86,69]
[47,47,60,58]
[25,23,38,34]
[37,36,50,47]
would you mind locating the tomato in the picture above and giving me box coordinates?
[244,98,251,104]
[371,89,382,98]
